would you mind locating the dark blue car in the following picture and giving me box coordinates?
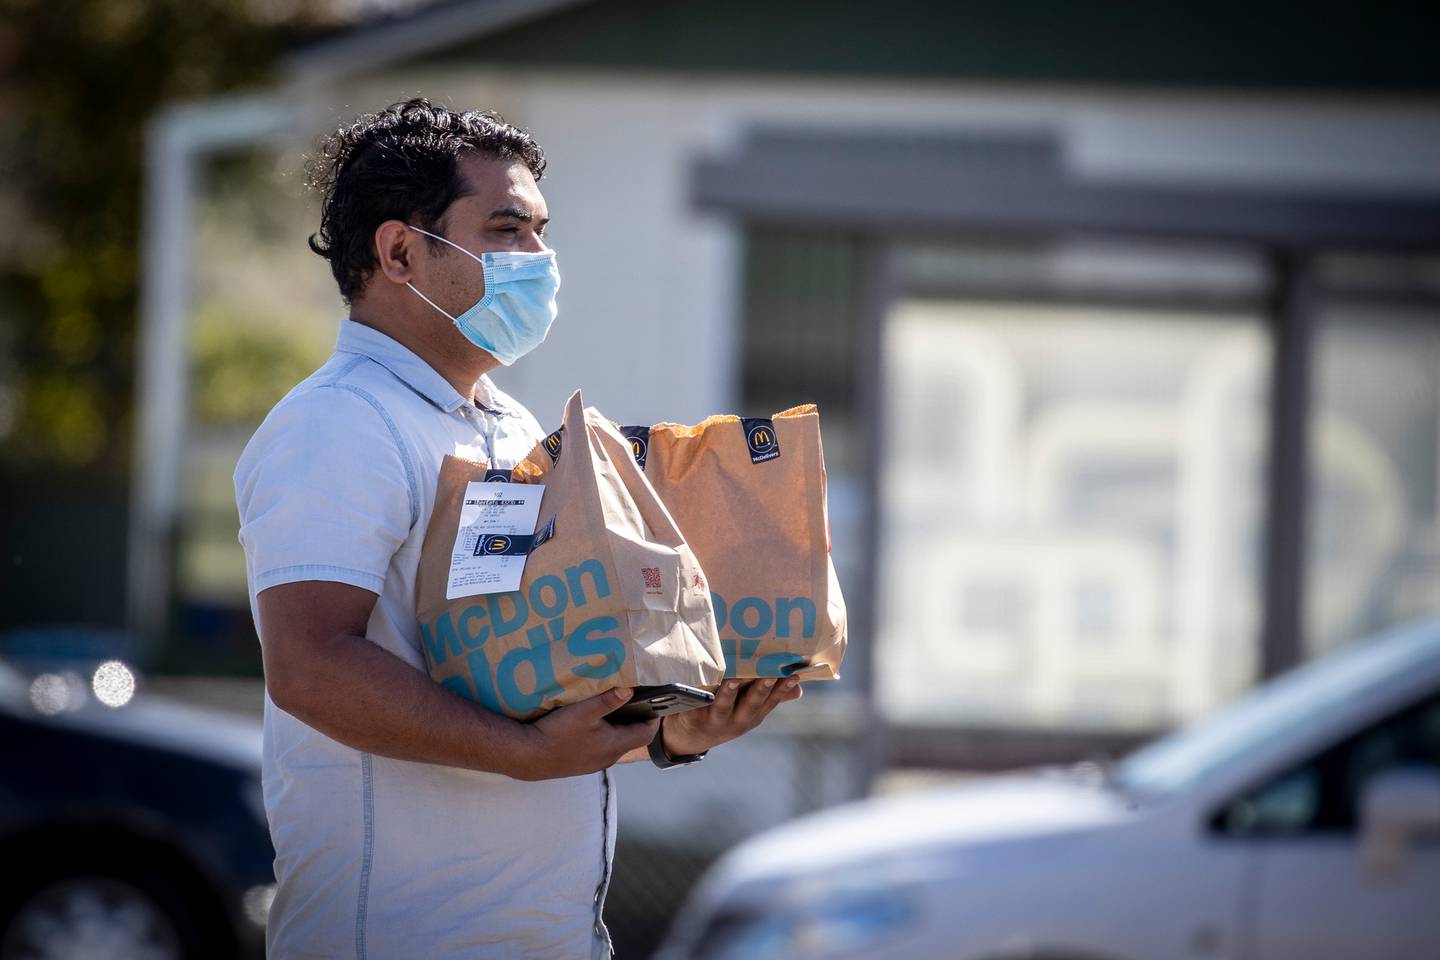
[0,659,274,960]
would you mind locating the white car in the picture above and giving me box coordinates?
[659,619,1440,960]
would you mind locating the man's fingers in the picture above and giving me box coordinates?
[710,680,740,719]
[731,677,802,727]
[557,686,632,722]
[765,677,802,709]
[614,717,659,750]
[601,687,634,712]
[731,679,777,725]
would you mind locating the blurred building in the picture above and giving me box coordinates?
[131,2,1440,953]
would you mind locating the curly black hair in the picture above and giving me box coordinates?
[306,97,547,304]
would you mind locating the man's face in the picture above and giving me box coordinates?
[411,153,550,320]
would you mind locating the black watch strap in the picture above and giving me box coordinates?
[648,717,707,769]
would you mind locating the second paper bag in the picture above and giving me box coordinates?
[634,405,847,681]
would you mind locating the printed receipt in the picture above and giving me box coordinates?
[446,481,545,600]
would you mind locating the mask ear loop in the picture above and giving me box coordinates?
[404,223,499,315]
[405,281,460,323]
[406,223,487,266]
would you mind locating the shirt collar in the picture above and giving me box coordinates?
[470,374,513,416]
[336,319,497,415]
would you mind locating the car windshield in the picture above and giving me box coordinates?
[1115,619,1440,797]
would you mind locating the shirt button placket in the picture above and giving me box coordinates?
[460,405,498,463]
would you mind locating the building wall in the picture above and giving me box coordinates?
[161,70,1440,685]
[291,69,1440,427]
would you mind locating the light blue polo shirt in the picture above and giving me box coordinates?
[235,319,616,960]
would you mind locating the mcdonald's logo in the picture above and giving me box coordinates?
[619,425,650,469]
[484,536,512,555]
[741,417,781,464]
[544,428,563,464]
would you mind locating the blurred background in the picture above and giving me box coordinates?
[2,1,1439,958]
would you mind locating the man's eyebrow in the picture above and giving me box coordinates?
[487,206,549,225]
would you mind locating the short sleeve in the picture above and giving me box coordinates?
[234,385,416,596]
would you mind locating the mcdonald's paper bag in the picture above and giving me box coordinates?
[415,391,725,721]
[627,405,846,681]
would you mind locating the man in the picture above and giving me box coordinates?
[234,99,801,959]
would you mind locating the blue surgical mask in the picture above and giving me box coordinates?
[404,224,560,365]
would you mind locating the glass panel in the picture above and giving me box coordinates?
[1305,297,1440,658]
[1220,689,1440,836]
[877,293,1270,730]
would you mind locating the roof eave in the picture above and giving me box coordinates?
[281,0,599,85]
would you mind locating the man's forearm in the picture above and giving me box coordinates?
[267,629,539,779]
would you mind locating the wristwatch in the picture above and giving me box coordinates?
[648,717,708,769]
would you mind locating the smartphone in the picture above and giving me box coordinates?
[605,683,715,725]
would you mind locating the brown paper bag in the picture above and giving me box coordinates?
[415,390,725,720]
[629,405,846,681]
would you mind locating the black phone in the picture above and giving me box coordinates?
[604,683,715,725]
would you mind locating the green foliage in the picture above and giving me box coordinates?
[191,303,321,427]
[0,0,333,475]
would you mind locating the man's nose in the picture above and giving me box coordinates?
[522,231,549,254]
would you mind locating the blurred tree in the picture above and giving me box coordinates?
[0,0,407,632]
[0,0,348,477]
[191,303,325,428]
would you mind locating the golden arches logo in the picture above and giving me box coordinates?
[545,434,561,453]
[748,426,774,450]
[629,437,646,459]
[484,536,511,554]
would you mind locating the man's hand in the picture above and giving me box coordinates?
[662,677,803,757]
[520,689,660,780]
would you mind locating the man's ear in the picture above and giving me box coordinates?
[373,220,418,284]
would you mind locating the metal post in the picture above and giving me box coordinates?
[851,239,895,797]
[128,107,197,659]
[127,96,294,660]
[1259,250,1315,679]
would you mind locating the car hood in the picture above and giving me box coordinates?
[704,772,1132,894]
[21,695,263,774]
